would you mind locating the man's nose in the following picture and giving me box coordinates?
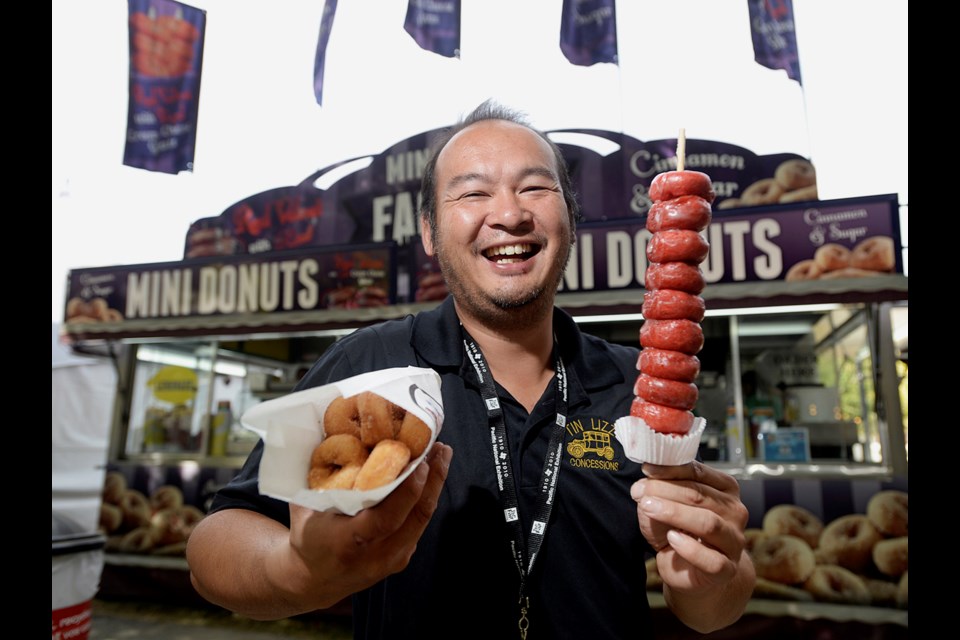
[488,192,533,228]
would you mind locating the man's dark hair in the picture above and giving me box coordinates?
[418,99,581,241]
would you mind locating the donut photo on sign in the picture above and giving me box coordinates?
[785,236,896,282]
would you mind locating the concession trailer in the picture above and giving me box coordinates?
[60,127,908,635]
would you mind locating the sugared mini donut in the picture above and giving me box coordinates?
[715,197,742,210]
[774,158,817,192]
[813,243,851,273]
[784,259,821,282]
[99,503,123,534]
[866,489,908,537]
[150,504,206,546]
[629,398,695,435]
[863,577,899,608]
[118,526,157,554]
[634,374,699,411]
[120,489,151,530]
[396,411,432,459]
[644,262,706,295]
[149,485,184,513]
[817,267,879,280]
[896,570,908,609]
[637,348,700,383]
[872,536,908,578]
[752,577,814,602]
[741,178,784,205]
[308,434,370,490]
[743,528,770,557]
[752,534,816,585]
[103,471,127,505]
[179,505,205,532]
[818,514,882,573]
[358,391,400,447]
[354,439,412,491]
[762,504,824,549]
[851,236,896,272]
[639,319,704,355]
[803,564,871,605]
[646,229,710,264]
[323,395,361,439]
[778,184,818,203]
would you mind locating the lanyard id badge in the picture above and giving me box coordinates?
[462,329,568,639]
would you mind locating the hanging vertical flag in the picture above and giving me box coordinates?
[314,0,339,105]
[747,0,802,85]
[559,0,618,66]
[123,0,206,175]
[404,0,461,58]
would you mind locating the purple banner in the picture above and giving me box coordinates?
[404,0,461,58]
[123,0,206,174]
[748,0,802,85]
[313,0,339,105]
[560,0,618,66]
[561,195,900,293]
[64,244,396,326]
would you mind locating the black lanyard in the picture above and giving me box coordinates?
[461,328,568,639]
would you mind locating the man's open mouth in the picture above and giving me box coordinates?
[483,243,538,264]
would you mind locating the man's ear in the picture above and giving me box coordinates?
[420,214,436,257]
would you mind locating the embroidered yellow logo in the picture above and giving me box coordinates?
[566,418,621,471]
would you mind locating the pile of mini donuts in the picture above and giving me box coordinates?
[785,235,897,282]
[630,169,715,436]
[717,158,818,210]
[99,472,205,556]
[308,391,432,492]
[734,490,908,608]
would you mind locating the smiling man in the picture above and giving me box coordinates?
[187,100,755,640]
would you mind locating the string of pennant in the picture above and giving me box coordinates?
[123,0,802,174]
[315,0,620,106]
[314,0,800,106]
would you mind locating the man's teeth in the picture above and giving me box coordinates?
[486,244,531,263]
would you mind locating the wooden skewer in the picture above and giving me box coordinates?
[677,128,686,172]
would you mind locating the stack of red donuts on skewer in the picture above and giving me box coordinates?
[630,134,715,439]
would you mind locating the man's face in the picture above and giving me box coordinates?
[421,119,573,326]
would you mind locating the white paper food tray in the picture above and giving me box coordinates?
[241,366,443,515]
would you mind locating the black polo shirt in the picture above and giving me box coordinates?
[211,297,657,639]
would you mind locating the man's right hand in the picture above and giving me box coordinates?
[188,441,452,620]
[273,442,453,612]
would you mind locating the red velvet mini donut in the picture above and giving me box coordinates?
[639,319,704,355]
[642,289,705,322]
[637,348,701,383]
[646,229,709,264]
[644,262,705,294]
[629,397,695,435]
[634,373,699,410]
[649,170,716,203]
[646,195,713,233]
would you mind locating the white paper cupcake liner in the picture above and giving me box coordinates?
[614,415,707,466]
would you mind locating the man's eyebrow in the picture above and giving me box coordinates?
[446,166,557,189]
[446,172,487,190]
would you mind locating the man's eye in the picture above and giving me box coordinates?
[522,185,553,193]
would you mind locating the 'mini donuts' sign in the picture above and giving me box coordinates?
[64,126,903,328]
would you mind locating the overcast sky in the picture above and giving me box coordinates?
[52,0,908,322]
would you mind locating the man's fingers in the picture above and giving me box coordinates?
[375,442,451,548]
